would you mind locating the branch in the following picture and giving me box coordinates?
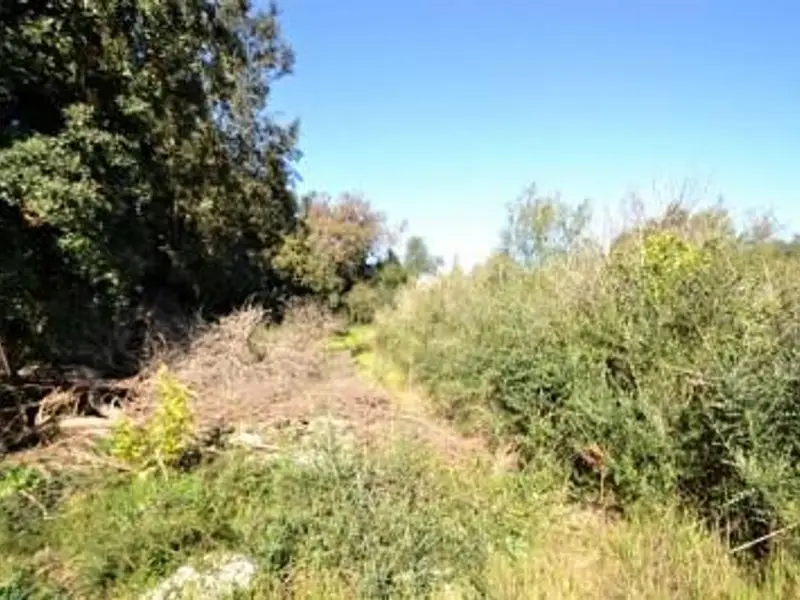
[0,339,10,378]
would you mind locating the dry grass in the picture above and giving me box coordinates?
[480,506,763,599]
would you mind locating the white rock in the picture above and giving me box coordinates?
[141,554,257,600]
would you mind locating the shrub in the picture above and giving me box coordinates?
[110,366,195,471]
[343,282,383,324]
[375,201,800,560]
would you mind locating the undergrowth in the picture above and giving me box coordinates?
[374,200,800,574]
[110,365,196,471]
[0,436,784,599]
[5,199,800,597]
[0,438,528,598]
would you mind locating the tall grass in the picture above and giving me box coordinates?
[374,202,800,568]
[0,440,783,599]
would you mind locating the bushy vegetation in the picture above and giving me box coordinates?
[376,186,800,568]
[6,1,800,596]
[109,366,195,471]
[0,1,436,377]
[2,436,785,599]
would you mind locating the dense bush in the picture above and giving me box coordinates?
[375,191,800,560]
[0,1,300,372]
[0,2,426,375]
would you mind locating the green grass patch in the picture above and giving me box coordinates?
[326,324,409,395]
[325,324,374,354]
[0,440,554,598]
[2,439,792,598]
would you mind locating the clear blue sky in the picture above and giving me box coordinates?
[269,0,799,268]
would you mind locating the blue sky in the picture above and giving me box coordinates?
[269,0,799,268]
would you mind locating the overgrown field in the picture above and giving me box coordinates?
[6,201,800,597]
[0,293,796,599]
[7,2,797,596]
[374,202,800,587]
[0,427,786,599]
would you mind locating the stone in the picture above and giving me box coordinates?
[140,554,257,600]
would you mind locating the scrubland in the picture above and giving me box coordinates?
[4,202,800,599]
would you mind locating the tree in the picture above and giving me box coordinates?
[274,192,389,306]
[0,0,299,373]
[403,236,443,278]
[499,184,592,268]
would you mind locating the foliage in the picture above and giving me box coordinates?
[110,366,194,471]
[2,438,784,599]
[342,251,412,324]
[272,192,419,323]
[0,0,299,372]
[403,235,443,278]
[343,282,384,325]
[376,189,800,562]
[274,192,391,306]
[499,183,592,268]
[0,466,43,501]
[0,443,525,598]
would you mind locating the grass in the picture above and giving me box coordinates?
[0,436,784,599]
[326,324,408,395]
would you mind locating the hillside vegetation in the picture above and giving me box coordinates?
[375,191,800,574]
[3,1,800,598]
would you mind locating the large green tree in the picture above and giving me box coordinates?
[0,0,299,373]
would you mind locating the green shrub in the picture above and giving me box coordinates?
[343,282,383,324]
[375,203,800,560]
[110,366,195,472]
[342,260,412,325]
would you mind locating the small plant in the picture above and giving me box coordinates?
[0,580,32,600]
[0,466,43,501]
[110,365,195,472]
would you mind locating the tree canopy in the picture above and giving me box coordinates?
[0,1,301,373]
[403,236,442,278]
[499,184,592,268]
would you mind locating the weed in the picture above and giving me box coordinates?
[110,365,194,472]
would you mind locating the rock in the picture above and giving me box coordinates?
[141,554,257,600]
[228,430,275,451]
